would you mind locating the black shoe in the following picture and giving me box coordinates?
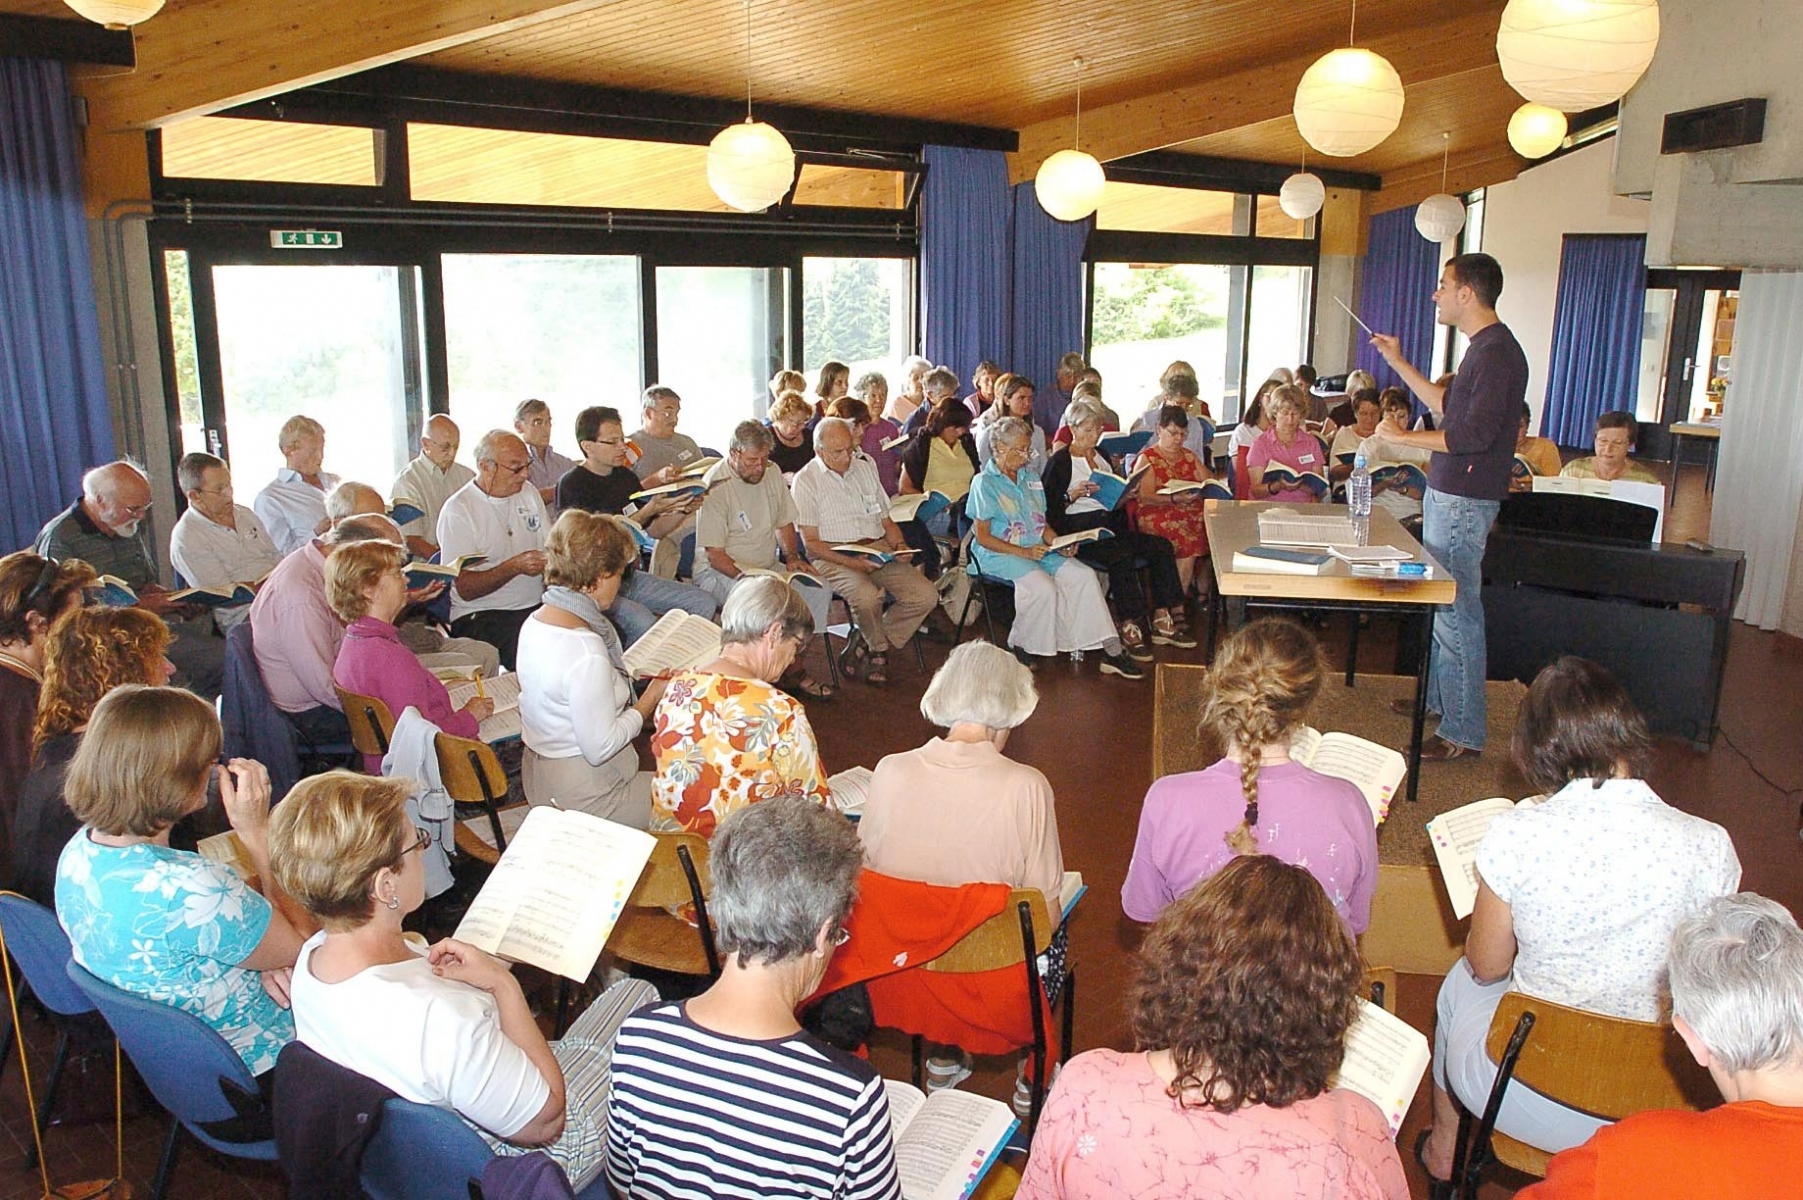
[1011,646,1040,670]
[1099,652,1145,681]
[1413,1129,1455,1200]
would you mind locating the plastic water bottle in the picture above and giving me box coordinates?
[1347,453,1373,519]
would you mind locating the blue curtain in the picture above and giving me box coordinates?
[1354,205,1440,401]
[1542,234,1648,447]
[1009,180,1090,405]
[0,58,114,552]
[920,145,1012,387]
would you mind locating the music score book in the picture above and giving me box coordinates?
[1046,528,1112,553]
[828,766,875,817]
[883,1081,1018,1200]
[1289,724,1406,826]
[453,807,656,982]
[445,672,524,744]
[1332,999,1431,1137]
[1426,795,1546,919]
[620,610,723,678]
[889,490,953,524]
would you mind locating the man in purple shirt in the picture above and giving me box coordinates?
[1370,253,1527,760]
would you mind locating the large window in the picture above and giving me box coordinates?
[162,250,207,458]
[211,265,423,490]
[654,267,791,453]
[801,257,913,382]
[1088,263,1234,418]
[1247,265,1314,385]
[443,253,642,450]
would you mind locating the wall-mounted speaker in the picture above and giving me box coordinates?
[1662,98,1767,155]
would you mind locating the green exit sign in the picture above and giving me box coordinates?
[269,230,343,249]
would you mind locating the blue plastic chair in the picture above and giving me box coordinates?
[0,893,100,1168]
[65,960,277,1200]
[364,1099,611,1199]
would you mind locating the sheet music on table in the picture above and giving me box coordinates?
[1256,509,1363,548]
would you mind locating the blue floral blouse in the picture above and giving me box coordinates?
[966,460,1071,582]
[56,831,293,1076]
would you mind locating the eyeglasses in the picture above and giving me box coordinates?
[120,500,153,517]
[21,557,59,611]
[588,437,626,447]
[492,460,531,476]
[832,927,851,947]
[406,826,433,855]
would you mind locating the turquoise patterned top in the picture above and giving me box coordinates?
[967,460,1070,582]
[56,831,293,1076]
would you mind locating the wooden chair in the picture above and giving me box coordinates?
[1452,991,1711,1197]
[905,888,1076,1141]
[435,732,523,865]
[334,686,396,765]
[607,832,719,979]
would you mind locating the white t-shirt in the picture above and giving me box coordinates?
[1230,422,1261,452]
[291,933,549,1139]
[436,482,549,621]
[1065,455,1105,516]
[515,617,643,765]
[1476,777,1740,1021]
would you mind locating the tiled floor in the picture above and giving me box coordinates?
[3,462,1791,1199]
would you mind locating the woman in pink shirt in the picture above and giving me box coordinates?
[327,541,491,772]
[1247,383,1329,503]
[1018,854,1408,1200]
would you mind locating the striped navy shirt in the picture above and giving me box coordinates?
[604,1001,901,1199]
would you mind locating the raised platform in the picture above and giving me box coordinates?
[1153,664,1530,973]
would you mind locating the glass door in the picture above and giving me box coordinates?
[653,265,792,454]
[1637,269,1740,460]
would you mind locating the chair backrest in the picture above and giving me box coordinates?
[1363,965,1399,1015]
[336,686,397,761]
[361,1098,494,1200]
[434,732,508,806]
[65,959,265,1136]
[0,892,93,1018]
[1486,991,1709,1120]
[625,832,712,910]
[221,620,302,801]
[926,889,1053,975]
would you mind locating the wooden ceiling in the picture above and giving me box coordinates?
[10,0,1552,211]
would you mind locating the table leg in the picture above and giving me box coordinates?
[1408,609,1432,803]
[1667,432,1682,513]
[1345,611,1360,688]
[1205,579,1221,662]
[1706,440,1717,494]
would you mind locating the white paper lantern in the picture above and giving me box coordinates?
[706,120,795,213]
[63,0,162,28]
[1415,194,1466,243]
[1293,47,1406,158]
[1035,149,1107,223]
[1496,0,1661,112]
[1507,102,1569,158]
[1278,172,1326,220]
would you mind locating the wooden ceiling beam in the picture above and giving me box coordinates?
[1008,6,1505,184]
[1369,145,1526,214]
[74,0,617,131]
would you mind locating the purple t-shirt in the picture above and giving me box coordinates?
[1428,321,1528,501]
[1121,758,1379,933]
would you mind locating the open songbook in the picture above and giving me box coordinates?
[1058,870,1086,921]
[1087,465,1147,511]
[1262,464,1330,496]
[630,479,713,503]
[881,432,911,452]
[620,610,723,678]
[1510,454,1538,485]
[388,501,426,527]
[168,581,260,607]
[672,456,722,480]
[453,807,657,982]
[405,554,487,587]
[1331,999,1432,1137]
[1370,463,1428,499]
[827,766,875,817]
[883,1080,1018,1200]
[1157,479,1232,500]
[889,490,954,524]
[833,544,918,566]
[1047,528,1112,553]
[1096,429,1153,459]
[1427,795,1547,919]
[445,672,524,744]
[1289,724,1406,826]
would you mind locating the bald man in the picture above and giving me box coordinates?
[35,460,225,696]
[436,430,550,668]
[392,414,475,559]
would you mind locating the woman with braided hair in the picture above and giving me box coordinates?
[1120,618,1378,931]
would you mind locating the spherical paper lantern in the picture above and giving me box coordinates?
[1415,194,1467,243]
[1278,172,1326,220]
[1035,149,1107,223]
[63,0,163,27]
[1496,0,1661,112]
[1293,47,1406,158]
[1508,102,1569,158]
[706,120,795,213]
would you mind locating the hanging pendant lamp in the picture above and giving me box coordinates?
[706,0,795,213]
[63,0,162,28]
[1293,1,1405,158]
[1507,102,1569,158]
[1415,133,1466,243]
[1036,57,1107,222]
[1279,148,1326,221]
[1496,0,1661,112]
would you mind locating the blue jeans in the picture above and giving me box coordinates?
[1421,486,1499,750]
[608,570,718,646]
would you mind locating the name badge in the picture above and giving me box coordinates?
[736,511,753,532]
[1299,453,1317,465]
[863,495,886,516]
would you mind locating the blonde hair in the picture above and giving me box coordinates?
[1198,619,1325,855]
[769,390,814,425]
[324,540,405,623]
[268,770,414,931]
[769,369,807,400]
[1264,384,1309,420]
[545,509,636,589]
[65,685,220,836]
[278,414,325,451]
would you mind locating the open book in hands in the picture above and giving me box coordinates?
[833,544,918,567]
[1262,465,1330,497]
[828,766,875,817]
[404,554,488,587]
[883,1080,1018,1200]
[1157,479,1233,501]
[1288,725,1406,826]
[452,807,657,982]
[1427,795,1547,919]
[620,610,723,678]
[1046,528,1112,553]
[1087,465,1148,512]
[445,672,524,744]
[889,490,953,524]
[1331,999,1431,1137]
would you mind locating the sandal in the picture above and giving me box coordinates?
[865,651,890,686]
[837,633,869,679]
[925,1050,972,1094]
[789,672,836,700]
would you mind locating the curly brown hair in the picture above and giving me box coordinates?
[33,607,171,754]
[1130,854,1362,1112]
[1197,618,1325,855]
[0,553,96,643]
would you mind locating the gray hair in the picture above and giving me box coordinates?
[278,415,324,451]
[1669,893,1803,1074]
[641,385,680,412]
[853,371,888,402]
[324,481,384,521]
[81,460,148,501]
[512,398,549,421]
[990,415,1033,450]
[176,452,225,495]
[1062,399,1107,431]
[719,575,813,647]
[922,366,960,398]
[921,641,1038,731]
[729,420,775,455]
[710,797,864,966]
[326,514,401,547]
[472,430,522,465]
[812,416,855,451]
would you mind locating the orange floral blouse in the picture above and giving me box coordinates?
[648,670,830,836]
